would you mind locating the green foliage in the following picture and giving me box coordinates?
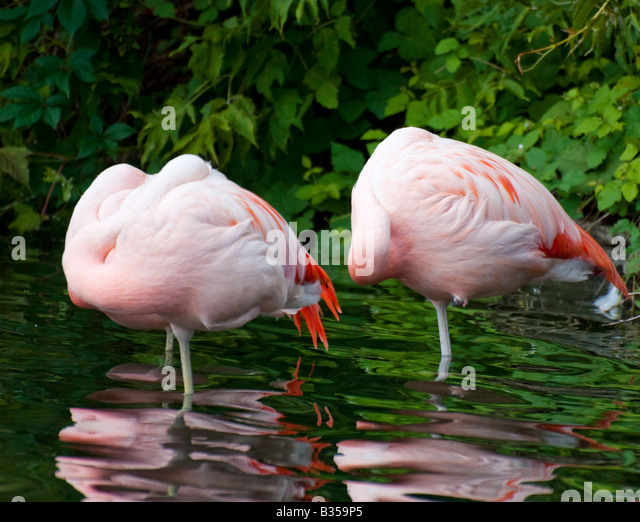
[0,0,638,290]
[611,218,640,277]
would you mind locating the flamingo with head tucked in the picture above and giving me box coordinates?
[62,155,341,400]
[348,127,629,376]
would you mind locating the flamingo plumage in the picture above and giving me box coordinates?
[348,127,629,376]
[62,154,340,399]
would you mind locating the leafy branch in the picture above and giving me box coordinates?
[516,0,612,74]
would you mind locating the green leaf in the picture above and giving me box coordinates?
[42,105,61,128]
[361,129,387,141]
[405,100,430,127]
[43,166,74,202]
[255,50,287,99]
[329,212,351,230]
[340,47,376,90]
[573,116,602,136]
[296,0,318,24]
[627,255,640,278]
[102,138,118,159]
[540,99,573,126]
[57,0,87,37]
[572,0,599,31]
[331,142,364,173]
[271,0,295,32]
[597,183,622,210]
[0,6,28,21]
[0,147,31,188]
[77,136,100,159]
[86,0,108,21]
[611,75,640,99]
[334,16,355,48]
[47,93,67,106]
[313,27,340,72]
[295,184,316,201]
[521,129,539,150]
[188,40,224,83]
[315,81,339,109]
[0,104,23,122]
[588,84,613,114]
[227,96,257,146]
[427,108,461,130]
[435,37,459,55]
[504,78,527,100]
[628,159,640,184]
[69,49,96,82]
[100,73,140,96]
[27,0,58,18]
[620,143,638,162]
[196,6,219,24]
[384,92,410,117]
[395,7,433,60]
[525,147,547,172]
[14,104,43,128]
[378,31,401,52]
[9,204,42,234]
[151,2,175,18]
[445,54,461,73]
[622,182,638,202]
[557,170,587,192]
[271,88,305,139]
[35,56,71,96]
[556,141,588,174]
[0,42,12,77]
[103,122,135,141]
[1,86,41,102]
[90,114,103,134]
[602,104,622,125]
[21,18,41,43]
[586,146,608,169]
[338,98,365,123]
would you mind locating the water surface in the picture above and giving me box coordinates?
[0,236,638,502]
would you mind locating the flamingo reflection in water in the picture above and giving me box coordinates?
[334,379,624,502]
[56,357,335,501]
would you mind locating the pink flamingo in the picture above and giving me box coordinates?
[348,127,630,377]
[62,155,341,400]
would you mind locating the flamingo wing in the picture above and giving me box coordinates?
[205,170,341,348]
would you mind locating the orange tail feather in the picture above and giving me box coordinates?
[294,258,342,349]
[577,227,630,300]
[542,226,629,300]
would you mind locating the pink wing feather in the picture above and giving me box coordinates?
[224,186,341,348]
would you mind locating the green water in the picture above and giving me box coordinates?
[1,237,639,502]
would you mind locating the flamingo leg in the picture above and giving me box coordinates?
[164,328,174,367]
[171,324,195,401]
[432,300,451,382]
[159,329,178,411]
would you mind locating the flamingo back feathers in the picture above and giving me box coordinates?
[63,155,341,347]
[351,127,628,301]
